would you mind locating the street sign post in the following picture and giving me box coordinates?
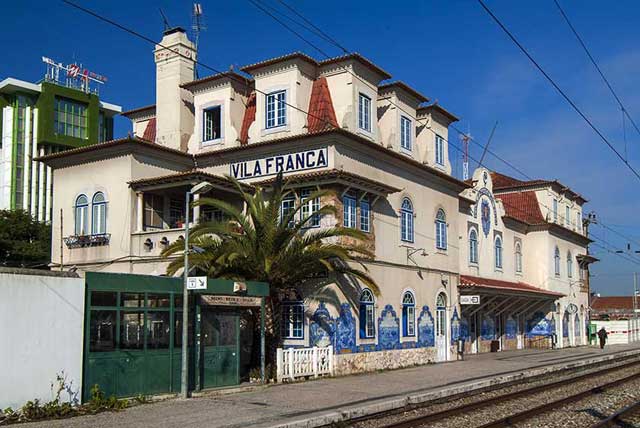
[460,295,481,305]
[187,276,207,290]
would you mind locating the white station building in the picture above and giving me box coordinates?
[38,28,597,374]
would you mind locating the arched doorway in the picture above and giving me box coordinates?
[436,292,448,362]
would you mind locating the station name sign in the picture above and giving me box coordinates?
[460,295,480,305]
[201,295,262,307]
[230,147,328,180]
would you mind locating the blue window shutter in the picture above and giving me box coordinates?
[402,306,407,336]
[359,304,366,338]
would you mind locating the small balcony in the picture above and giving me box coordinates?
[63,233,111,249]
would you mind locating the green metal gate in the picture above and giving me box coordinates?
[200,308,240,388]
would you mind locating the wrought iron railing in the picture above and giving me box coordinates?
[63,233,111,249]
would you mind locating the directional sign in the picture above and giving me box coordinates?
[187,276,207,290]
[460,295,481,305]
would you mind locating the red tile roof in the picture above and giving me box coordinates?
[239,92,256,145]
[417,102,459,122]
[498,191,546,225]
[307,77,338,133]
[319,53,392,80]
[240,52,318,74]
[591,296,635,311]
[141,117,156,143]
[460,275,564,297]
[378,81,429,103]
[121,104,156,118]
[180,71,252,91]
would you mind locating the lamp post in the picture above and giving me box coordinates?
[181,181,213,399]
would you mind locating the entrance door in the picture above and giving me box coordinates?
[496,314,503,351]
[436,293,447,362]
[469,312,478,354]
[516,315,524,350]
[201,309,240,389]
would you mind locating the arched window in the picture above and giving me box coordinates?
[402,291,416,337]
[515,242,523,273]
[436,292,446,308]
[400,198,414,243]
[74,194,89,236]
[495,236,503,269]
[92,192,107,235]
[436,292,447,338]
[469,229,478,264]
[567,251,573,278]
[554,246,561,276]
[359,289,375,339]
[435,209,447,250]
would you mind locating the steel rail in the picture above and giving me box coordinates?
[478,371,640,428]
[375,359,640,428]
[588,400,640,428]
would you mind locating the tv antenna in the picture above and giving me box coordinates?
[159,8,171,31]
[192,3,206,76]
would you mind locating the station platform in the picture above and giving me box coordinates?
[23,343,640,428]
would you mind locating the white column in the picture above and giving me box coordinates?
[45,162,52,223]
[136,192,144,232]
[22,106,31,212]
[37,147,45,222]
[0,106,14,210]
[193,193,200,225]
[30,109,38,217]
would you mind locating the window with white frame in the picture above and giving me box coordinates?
[400,116,412,151]
[469,228,479,264]
[343,192,357,228]
[515,241,523,273]
[359,289,375,338]
[144,194,164,230]
[281,192,296,228]
[435,209,447,250]
[554,246,561,276]
[168,198,185,229]
[402,291,416,337]
[91,192,107,235]
[74,194,89,236]
[358,93,371,132]
[203,105,222,142]
[282,299,304,339]
[360,196,370,232]
[266,90,286,129]
[553,199,558,222]
[567,251,573,278]
[401,198,414,242]
[435,134,445,166]
[300,188,320,228]
[495,236,503,269]
[565,205,570,226]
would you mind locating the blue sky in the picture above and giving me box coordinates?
[2,1,640,295]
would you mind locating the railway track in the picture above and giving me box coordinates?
[588,400,640,428]
[345,358,640,428]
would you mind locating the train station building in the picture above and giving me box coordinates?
[36,27,598,396]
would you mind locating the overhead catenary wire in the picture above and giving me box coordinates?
[553,0,640,143]
[477,0,640,182]
[62,0,638,269]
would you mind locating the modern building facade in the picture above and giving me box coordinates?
[38,28,597,382]
[0,73,121,221]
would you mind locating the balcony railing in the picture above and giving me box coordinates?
[64,234,111,249]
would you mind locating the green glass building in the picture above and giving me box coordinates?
[0,77,121,221]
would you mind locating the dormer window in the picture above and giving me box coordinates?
[203,105,222,143]
[358,93,371,132]
[435,135,445,166]
[400,116,412,151]
[266,90,287,129]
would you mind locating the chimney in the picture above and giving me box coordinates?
[154,27,196,151]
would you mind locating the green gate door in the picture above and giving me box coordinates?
[201,308,240,389]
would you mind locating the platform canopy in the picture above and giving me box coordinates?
[459,275,563,319]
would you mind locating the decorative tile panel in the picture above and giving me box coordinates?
[417,305,435,347]
[505,316,517,339]
[377,304,400,350]
[335,303,356,353]
[309,302,335,348]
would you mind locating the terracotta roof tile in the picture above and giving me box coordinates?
[180,71,252,91]
[591,296,635,311]
[307,77,338,133]
[239,92,256,145]
[498,191,545,225]
[379,81,429,103]
[141,117,156,143]
[121,104,155,118]
[319,53,392,80]
[460,275,564,297]
[240,52,318,74]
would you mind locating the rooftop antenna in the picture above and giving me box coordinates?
[192,3,206,78]
[159,8,171,31]
[478,121,499,167]
[460,124,472,180]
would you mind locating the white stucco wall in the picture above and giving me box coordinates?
[0,272,85,409]
[591,320,639,345]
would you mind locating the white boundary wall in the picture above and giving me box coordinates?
[592,320,640,345]
[0,271,85,409]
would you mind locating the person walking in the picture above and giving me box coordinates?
[597,327,608,350]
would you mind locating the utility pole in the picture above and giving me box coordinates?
[634,273,638,342]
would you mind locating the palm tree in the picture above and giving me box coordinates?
[161,172,378,368]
